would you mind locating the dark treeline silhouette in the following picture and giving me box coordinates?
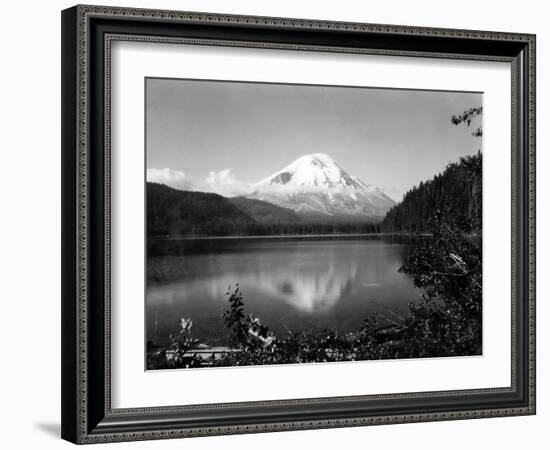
[226,221,381,236]
[382,151,482,233]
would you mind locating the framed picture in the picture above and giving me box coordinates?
[61,5,536,444]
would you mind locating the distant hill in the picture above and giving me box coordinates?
[382,151,482,233]
[228,197,302,224]
[147,182,254,236]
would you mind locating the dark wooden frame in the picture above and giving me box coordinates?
[61,4,536,444]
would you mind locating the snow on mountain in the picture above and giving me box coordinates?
[247,153,396,219]
[254,153,369,191]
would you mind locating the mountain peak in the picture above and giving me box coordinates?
[296,152,334,164]
[248,153,396,220]
[254,153,369,192]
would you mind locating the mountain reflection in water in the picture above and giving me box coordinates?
[147,236,420,346]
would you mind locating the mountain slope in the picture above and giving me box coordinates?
[228,197,302,224]
[248,153,395,220]
[147,182,255,236]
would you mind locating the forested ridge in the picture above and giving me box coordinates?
[382,151,482,233]
[147,182,255,236]
[228,197,302,223]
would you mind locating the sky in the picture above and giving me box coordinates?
[146,78,482,199]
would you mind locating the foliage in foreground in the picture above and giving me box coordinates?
[147,217,482,369]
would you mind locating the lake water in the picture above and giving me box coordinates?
[146,235,422,346]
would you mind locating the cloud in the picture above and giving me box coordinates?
[205,168,251,197]
[147,168,193,190]
[147,167,251,196]
[206,168,236,187]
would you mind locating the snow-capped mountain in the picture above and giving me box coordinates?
[247,153,396,219]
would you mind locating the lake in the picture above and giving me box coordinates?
[146,235,422,347]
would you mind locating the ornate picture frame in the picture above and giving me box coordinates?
[61,5,535,444]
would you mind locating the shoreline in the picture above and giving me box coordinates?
[151,232,433,240]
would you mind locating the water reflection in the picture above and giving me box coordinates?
[147,237,420,345]
[260,261,358,312]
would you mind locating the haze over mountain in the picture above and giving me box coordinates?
[247,153,395,220]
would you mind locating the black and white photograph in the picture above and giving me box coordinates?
[1,0,543,447]
[145,78,483,370]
